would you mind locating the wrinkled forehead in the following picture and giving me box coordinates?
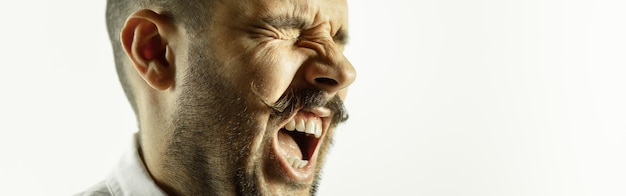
[216,0,349,28]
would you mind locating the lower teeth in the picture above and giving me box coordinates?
[287,156,308,169]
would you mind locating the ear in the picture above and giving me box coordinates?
[121,9,175,90]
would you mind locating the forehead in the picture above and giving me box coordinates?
[215,0,349,28]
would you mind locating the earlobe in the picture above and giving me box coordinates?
[121,9,175,90]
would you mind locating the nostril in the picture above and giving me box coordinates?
[314,77,338,86]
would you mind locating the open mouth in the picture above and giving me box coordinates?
[272,110,327,181]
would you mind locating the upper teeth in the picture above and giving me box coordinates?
[284,117,322,138]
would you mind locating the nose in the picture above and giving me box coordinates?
[303,43,356,95]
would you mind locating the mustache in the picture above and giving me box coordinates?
[254,87,349,126]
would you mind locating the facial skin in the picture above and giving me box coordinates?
[121,0,355,195]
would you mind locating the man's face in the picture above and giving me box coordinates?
[162,0,355,194]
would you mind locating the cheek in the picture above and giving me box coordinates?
[337,89,349,99]
[247,44,304,102]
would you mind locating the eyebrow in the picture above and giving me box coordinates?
[261,16,350,45]
[334,29,350,45]
[263,16,307,29]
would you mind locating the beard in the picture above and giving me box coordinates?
[159,41,348,195]
[162,44,263,195]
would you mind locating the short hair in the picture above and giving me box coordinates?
[105,0,214,119]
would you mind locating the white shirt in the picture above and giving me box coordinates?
[76,134,167,196]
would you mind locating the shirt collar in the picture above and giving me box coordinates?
[106,133,168,196]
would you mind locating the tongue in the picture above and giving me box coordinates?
[277,130,303,160]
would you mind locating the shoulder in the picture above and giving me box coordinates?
[73,181,113,196]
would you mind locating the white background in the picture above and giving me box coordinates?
[1,0,625,195]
